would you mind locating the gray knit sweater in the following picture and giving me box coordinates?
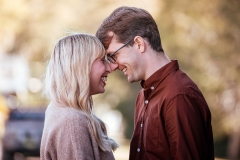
[40,102,115,160]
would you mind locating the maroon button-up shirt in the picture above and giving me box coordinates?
[129,60,214,160]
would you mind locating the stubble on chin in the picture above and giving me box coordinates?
[127,76,135,83]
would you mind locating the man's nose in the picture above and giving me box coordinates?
[110,63,119,71]
[106,62,111,72]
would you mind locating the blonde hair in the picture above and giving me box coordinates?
[44,33,118,151]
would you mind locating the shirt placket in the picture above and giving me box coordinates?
[135,96,150,160]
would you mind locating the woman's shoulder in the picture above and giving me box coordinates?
[45,102,90,127]
[65,108,89,126]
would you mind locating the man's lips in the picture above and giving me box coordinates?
[122,68,127,75]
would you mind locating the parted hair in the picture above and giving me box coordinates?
[44,33,118,152]
[96,6,164,53]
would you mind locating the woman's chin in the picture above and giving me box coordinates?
[91,88,105,96]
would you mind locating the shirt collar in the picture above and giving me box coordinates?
[140,60,180,90]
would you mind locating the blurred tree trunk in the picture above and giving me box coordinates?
[227,129,240,159]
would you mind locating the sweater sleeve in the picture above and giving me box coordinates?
[164,94,213,160]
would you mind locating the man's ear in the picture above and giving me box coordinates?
[134,36,145,53]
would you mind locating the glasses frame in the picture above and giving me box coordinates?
[106,39,133,63]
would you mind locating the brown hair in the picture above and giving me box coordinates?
[96,6,164,53]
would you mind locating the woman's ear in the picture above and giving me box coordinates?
[134,36,145,53]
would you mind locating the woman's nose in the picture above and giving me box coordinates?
[105,62,111,72]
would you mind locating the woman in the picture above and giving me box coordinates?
[40,33,118,160]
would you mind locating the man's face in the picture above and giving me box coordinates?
[106,36,143,83]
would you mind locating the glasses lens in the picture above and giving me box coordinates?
[105,55,111,64]
[108,56,116,63]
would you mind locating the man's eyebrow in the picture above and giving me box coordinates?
[106,51,114,55]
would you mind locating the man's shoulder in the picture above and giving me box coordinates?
[165,69,199,92]
[146,69,204,103]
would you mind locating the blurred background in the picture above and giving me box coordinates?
[0,0,239,159]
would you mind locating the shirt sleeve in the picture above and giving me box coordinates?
[164,94,212,160]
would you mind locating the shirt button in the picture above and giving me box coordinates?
[145,100,149,104]
[151,86,154,90]
[137,148,140,152]
[141,123,143,127]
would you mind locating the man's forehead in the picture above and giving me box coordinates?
[106,36,120,55]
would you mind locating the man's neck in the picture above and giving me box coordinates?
[144,52,171,81]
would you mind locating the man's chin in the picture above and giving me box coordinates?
[127,76,139,83]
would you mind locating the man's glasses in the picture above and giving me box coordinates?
[106,39,132,63]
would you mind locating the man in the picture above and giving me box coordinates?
[96,6,214,160]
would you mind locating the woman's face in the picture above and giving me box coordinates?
[89,56,111,95]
